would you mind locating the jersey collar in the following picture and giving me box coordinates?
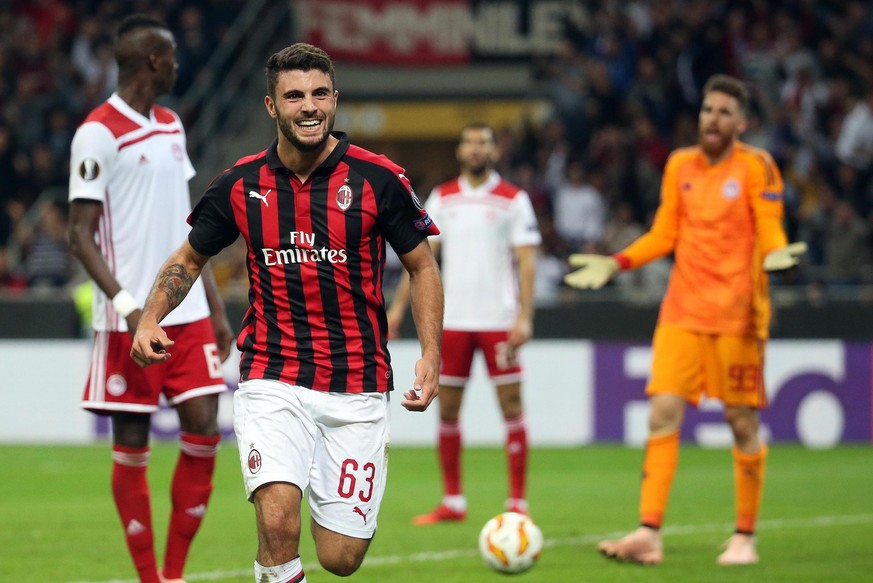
[108,92,156,126]
[266,131,351,175]
[459,169,501,195]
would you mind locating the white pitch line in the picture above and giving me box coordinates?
[67,513,873,583]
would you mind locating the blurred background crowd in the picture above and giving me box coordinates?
[1,0,871,310]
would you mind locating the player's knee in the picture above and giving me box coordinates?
[176,395,220,434]
[317,548,365,577]
[258,513,301,558]
[500,397,523,419]
[724,407,759,440]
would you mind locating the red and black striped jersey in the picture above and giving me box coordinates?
[188,133,439,392]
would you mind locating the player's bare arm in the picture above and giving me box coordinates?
[386,271,410,339]
[201,264,234,362]
[398,239,443,412]
[509,244,537,348]
[131,241,210,367]
[68,199,143,333]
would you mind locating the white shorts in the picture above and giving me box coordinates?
[233,379,390,538]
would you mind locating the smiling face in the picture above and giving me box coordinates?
[698,90,747,162]
[265,68,337,153]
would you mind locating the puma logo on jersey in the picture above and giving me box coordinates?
[249,189,272,207]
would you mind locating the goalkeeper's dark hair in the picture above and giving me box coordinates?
[266,43,336,98]
[703,74,751,114]
[114,14,172,80]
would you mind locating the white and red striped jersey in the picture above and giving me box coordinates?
[427,170,541,330]
[69,93,209,332]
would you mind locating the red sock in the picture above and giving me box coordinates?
[112,445,159,583]
[505,414,528,500]
[438,420,462,496]
[162,432,220,579]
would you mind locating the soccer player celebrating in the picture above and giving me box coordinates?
[67,15,233,583]
[388,122,541,523]
[565,74,806,565]
[131,43,443,582]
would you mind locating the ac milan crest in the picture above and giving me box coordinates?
[247,448,262,474]
[336,184,353,211]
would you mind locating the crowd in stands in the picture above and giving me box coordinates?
[493,0,873,303]
[0,0,237,293]
[1,0,872,306]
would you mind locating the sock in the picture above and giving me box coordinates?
[162,432,220,579]
[505,414,528,501]
[438,420,462,496]
[441,494,467,512]
[733,444,768,534]
[112,445,159,583]
[639,430,680,529]
[254,557,307,582]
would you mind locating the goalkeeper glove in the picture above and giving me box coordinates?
[564,254,620,289]
[763,242,807,271]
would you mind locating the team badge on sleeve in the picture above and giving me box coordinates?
[397,171,440,235]
[79,158,100,181]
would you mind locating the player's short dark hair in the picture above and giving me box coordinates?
[703,74,750,113]
[116,14,168,39]
[266,43,336,97]
[114,14,172,75]
[460,121,496,143]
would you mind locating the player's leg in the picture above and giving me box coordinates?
[307,391,388,576]
[718,405,765,565]
[161,393,221,582]
[84,329,165,583]
[596,393,684,565]
[234,380,316,582]
[495,381,528,514]
[598,324,699,565]
[414,329,474,524]
[310,519,372,576]
[252,482,308,582]
[112,412,162,583]
[483,331,528,514]
[438,383,466,499]
[160,319,226,582]
[717,335,767,565]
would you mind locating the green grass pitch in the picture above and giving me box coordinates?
[2,443,871,582]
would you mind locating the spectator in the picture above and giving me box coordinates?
[824,199,871,285]
[18,199,72,288]
[552,160,606,251]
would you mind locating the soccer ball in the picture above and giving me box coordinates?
[478,512,543,574]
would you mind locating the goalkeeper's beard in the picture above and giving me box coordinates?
[277,114,334,153]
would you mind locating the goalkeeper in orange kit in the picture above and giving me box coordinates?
[565,74,806,566]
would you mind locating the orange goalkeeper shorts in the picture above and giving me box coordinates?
[645,323,768,408]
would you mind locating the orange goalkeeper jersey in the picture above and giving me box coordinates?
[616,142,787,339]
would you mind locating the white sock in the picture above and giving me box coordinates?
[442,494,467,512]
[254,557,306,582]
